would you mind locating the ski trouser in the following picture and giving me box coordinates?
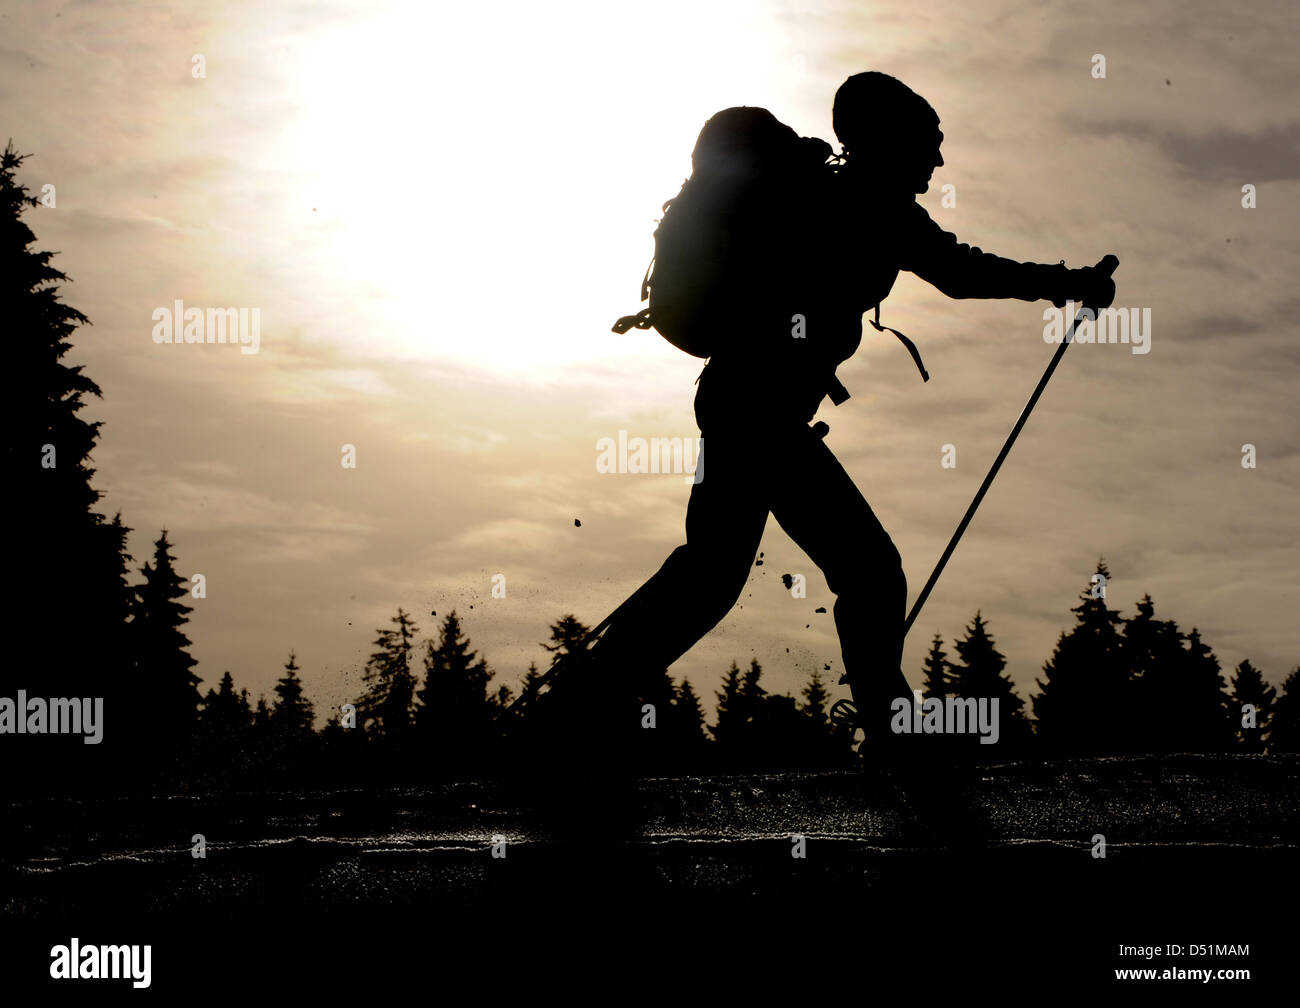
[588,402,911,736]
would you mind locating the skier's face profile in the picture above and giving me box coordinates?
[917,123,944,192]
[898,122,944,193]
[841,118,944,195]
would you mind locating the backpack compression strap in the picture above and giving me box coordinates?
[612,308,652,334]
[827,305,930,406]
[611,257,656,334]
[870,304,930,382]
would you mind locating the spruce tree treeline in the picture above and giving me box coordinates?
[1033,562,1243,755]
[9,139,1298,794]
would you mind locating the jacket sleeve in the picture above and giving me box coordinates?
[899,202,1075,303]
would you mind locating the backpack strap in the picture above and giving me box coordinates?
[826,304,929,407]
[612,307,653,334]
[611,254,656,333]
[869,304,930,382]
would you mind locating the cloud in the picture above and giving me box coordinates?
[1077,120,1300,184]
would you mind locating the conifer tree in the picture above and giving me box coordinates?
[490,683,514,710]
[1123,599,1234,753]
[358,608,419,740]
[741,659,767,718]
[799,668,851,766]
[417,611,493,765]
[1266,668,1300,754]
[131,530,202,747]
[921,635,951,698]
[638,667,677,712]
[712,662,745,746]
[543,615,591,659]
[1119,595,1179,754]
[949,611,1032,751]
[521,661,542,694]
[800,668,831,726]
[674,678,707,743]
[2,142,134,706]
[1228,659,1275,753]
[272,651,315,735]
[1033,562,1130,754]
[503,662,542,724]
[1173,629,1235,752]
[712,659,771,764]
[197,671,251,760]
[199,671,241,726]
[635,673,705,770]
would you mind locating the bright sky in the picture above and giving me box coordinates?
[5,0,1297,720]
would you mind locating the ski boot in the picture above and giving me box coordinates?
[832,669,916,765]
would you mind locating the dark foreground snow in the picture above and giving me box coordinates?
[1,755,1294,991]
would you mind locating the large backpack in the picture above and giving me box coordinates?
[613,108,929,393]
[612,107,832,358]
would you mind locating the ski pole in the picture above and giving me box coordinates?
[902,254,1120,637]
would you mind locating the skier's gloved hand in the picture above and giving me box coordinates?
[1050,258,1117,311]
[1077,257,1117,311]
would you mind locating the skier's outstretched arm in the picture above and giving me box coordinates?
[900,202,1114,308]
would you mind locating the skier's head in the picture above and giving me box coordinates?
[833,72,944,193]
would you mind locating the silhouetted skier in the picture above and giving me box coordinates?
[558,72,1116,758]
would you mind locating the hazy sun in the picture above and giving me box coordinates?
[267,0,797,379]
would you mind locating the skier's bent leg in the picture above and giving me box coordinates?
[772,435,910,736]
[832,548,909,735]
